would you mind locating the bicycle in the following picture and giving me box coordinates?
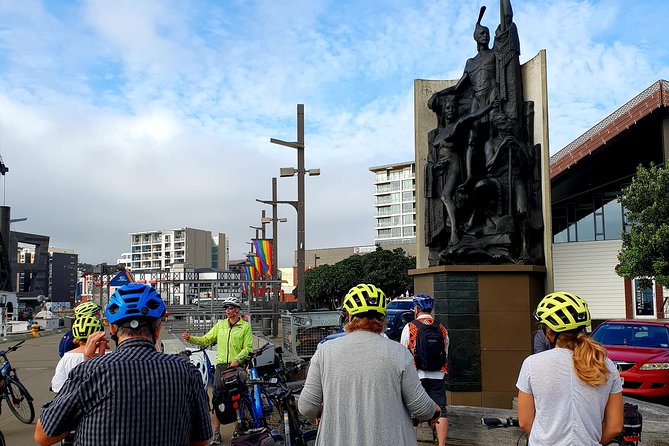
[0,340,35,424]
[481,416,527,446]
[178,344,215,389]
[225,343,278,434]
[263,379,316,446]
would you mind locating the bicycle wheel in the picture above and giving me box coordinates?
[5,378,34,424]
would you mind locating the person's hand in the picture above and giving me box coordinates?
[429,405,441,429]
[181,331,190,342]
[84,331,109,361]
[230,360,240,368]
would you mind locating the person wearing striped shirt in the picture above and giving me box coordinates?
[35,284,212,446]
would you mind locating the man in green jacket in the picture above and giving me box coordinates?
[182,296,253,445]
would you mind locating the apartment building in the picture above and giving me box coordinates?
[369,162,416,247]
[129,228,228,272]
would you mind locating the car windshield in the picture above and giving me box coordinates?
[386,300,414,310]
[592,324,669,348]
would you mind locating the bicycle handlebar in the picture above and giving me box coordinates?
[481,417,520,428]
[0,340,25,356]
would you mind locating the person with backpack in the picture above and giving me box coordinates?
[400,293,449,446]
[298,284,440,446]
[516,292,623,446]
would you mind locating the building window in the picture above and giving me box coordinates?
[402,203,415,213]
[633,278,656,317]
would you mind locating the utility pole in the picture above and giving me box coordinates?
[271,104,319,310]
[257,178,286,336]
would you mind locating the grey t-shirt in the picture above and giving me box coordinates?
[516,347,623,446]
[298,330,436,446]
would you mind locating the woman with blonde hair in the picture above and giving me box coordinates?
[516,292,623,445]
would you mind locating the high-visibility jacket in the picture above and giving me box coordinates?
[188,318,253,365]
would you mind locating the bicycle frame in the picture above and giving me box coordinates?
[233,343,276,432]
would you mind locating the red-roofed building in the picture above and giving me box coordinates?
[550,80,669,322]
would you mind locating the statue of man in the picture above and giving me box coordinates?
[429,6,497,190]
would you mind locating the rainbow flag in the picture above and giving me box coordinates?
[252,239,273,276]
[246,255,263,297]
[247,254,263,279]
[241,267,251,295]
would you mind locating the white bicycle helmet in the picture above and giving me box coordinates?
[221,296,242,308]
[189,351,209,389]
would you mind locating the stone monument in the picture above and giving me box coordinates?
[412,0,552,408]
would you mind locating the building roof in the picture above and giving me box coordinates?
[550,80,669,179]
[369,161,414,172]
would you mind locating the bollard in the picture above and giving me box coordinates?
[31,323,41,337]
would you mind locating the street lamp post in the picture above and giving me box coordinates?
[270,104,320,310]
[257,177,288,336]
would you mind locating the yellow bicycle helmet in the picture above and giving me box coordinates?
[342,284,387,317]
[534,291,590,333]
[75,301,101,318]
[72,315,103,340]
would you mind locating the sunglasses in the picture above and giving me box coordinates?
[224,306,237,310]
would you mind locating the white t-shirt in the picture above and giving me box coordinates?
[51,351,85,393]
[516,347,623,446]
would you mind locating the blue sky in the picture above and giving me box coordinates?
[0,0,668,266]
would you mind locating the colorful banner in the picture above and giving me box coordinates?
[252,239,273,277]
[246,255,262,297]
[241,267,250,295]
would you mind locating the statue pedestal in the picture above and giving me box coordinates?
[410,265,546,408]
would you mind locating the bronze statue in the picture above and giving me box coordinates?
[424,0,543,266]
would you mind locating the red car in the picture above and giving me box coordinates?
[591,319,669,398]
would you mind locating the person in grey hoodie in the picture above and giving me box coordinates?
[298,283,440,446]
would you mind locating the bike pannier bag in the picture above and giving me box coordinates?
[621,402,642,442]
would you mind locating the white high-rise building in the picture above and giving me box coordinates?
[129,228,228,272]
[369,162,416,246]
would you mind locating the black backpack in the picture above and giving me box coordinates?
[411,320,446,371]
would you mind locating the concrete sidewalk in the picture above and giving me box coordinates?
[416,397,669,445]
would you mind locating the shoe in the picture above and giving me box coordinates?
[210,431,222,445]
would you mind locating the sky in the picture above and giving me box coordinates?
[0,0,668,268]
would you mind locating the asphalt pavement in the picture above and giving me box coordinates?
[1,329,668,446]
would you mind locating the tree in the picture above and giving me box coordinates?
[617,163,669,286]
[304,247,416,308]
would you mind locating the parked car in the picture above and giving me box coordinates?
[590,319,669,398]
[384,308,415,341]
[319,307,415,344]
[386,298,415,311]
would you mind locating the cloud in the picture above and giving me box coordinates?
[0,0,667,268]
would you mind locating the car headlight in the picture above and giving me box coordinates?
[639,363,669,370]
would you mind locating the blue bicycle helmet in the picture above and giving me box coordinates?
[106,283,165,326]
[412,293,435,312]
